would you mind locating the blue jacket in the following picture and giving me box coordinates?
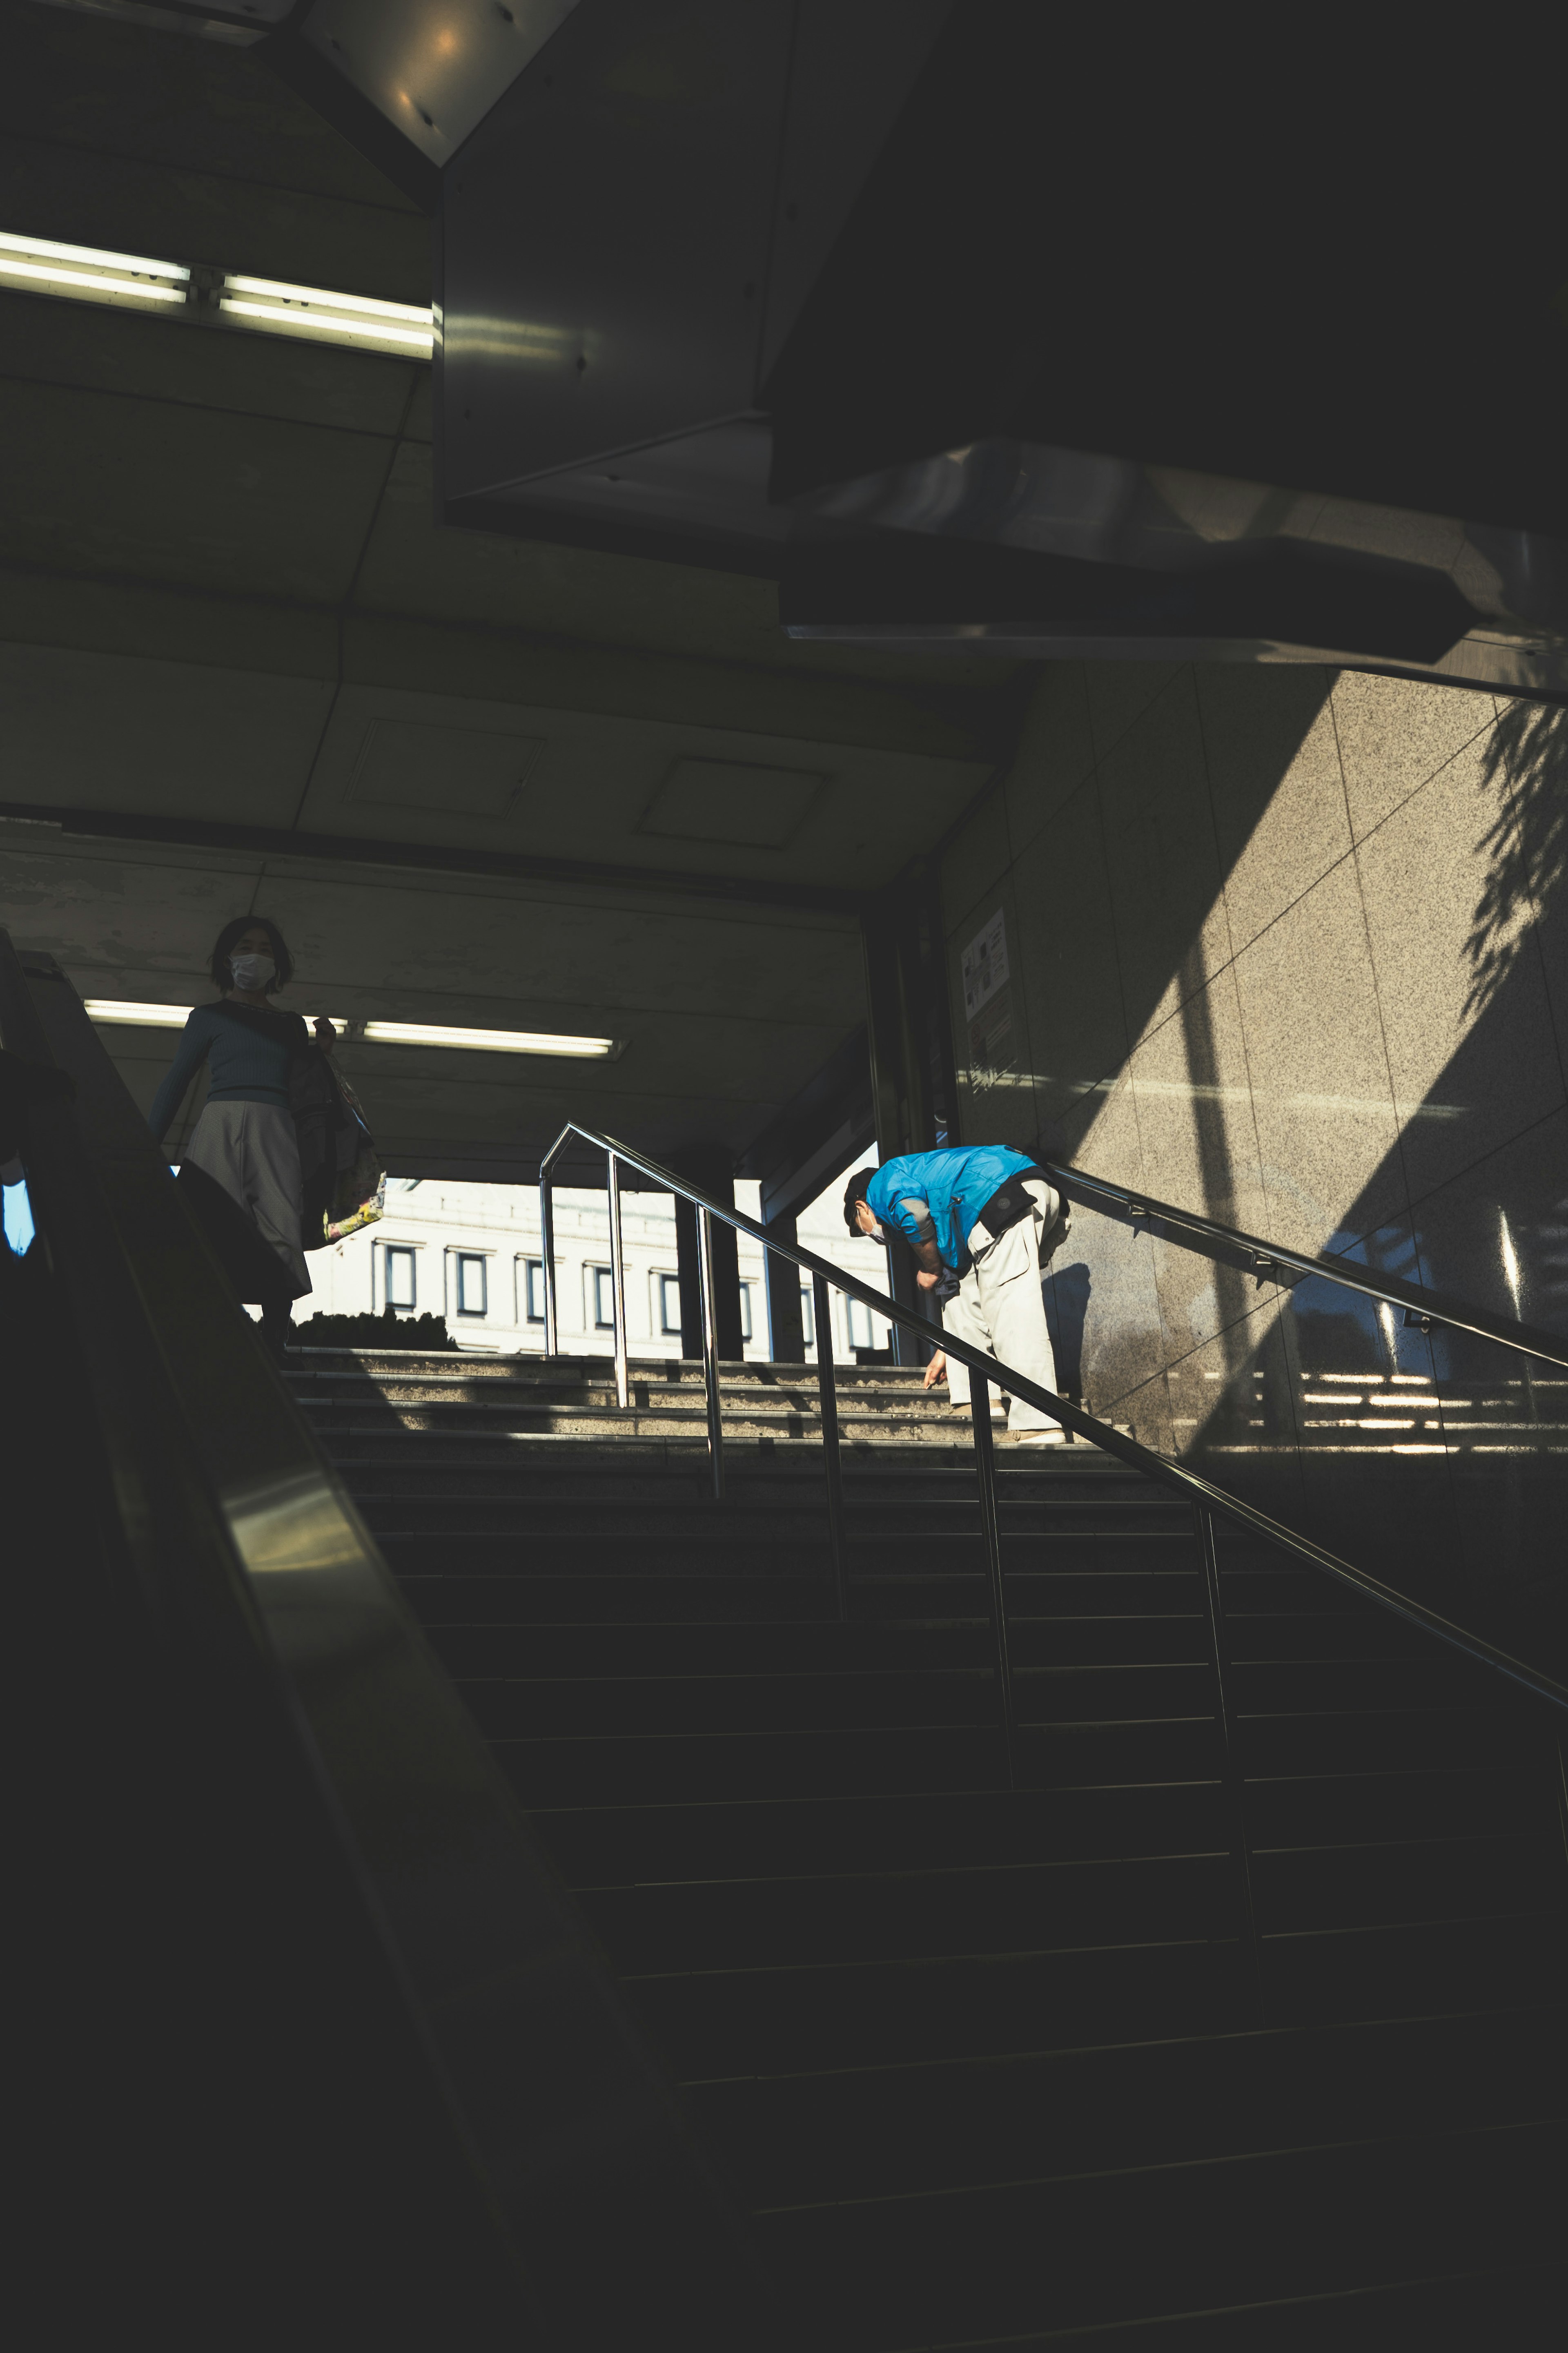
[865,1146,1037,1274]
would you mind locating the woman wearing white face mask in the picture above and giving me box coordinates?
[149,917,336,1360]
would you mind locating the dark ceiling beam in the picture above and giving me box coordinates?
[0,800,865,914]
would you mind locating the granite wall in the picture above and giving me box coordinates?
[940,663,1568,1674]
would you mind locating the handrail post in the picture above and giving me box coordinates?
[607,1150,630,1412]
[1194,1504,1264,2023]
[971,1373,1016,1789]
[539,1161,559,1360]
[697,1204,724,1500]
[813,1272,847,1621]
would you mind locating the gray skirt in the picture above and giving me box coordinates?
[183,1099,311,1298]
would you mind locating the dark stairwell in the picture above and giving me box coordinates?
[294,1346,1568,2346]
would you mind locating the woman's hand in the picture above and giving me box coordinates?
[922,1350,948,1390]
[314,1017,336,1055]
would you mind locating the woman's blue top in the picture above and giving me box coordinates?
[148,1001,309,1142]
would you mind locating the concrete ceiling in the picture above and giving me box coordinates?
[0,1,1027,1176]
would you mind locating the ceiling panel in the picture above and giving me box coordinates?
[0,283,421,436]
[0,642,332,820]
[0,376,396,601]
[290,676,989,890]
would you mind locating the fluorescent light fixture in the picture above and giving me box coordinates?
[85,1003,614,1056]
[361,1021,617,1056]
[0,229,189,311]
[86,1000,192,1026]
[219,272,434,356]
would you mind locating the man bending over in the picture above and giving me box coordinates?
[844,1145,1071,1448]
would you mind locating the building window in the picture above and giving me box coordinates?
[847,1296,878,1351]
[592,1266,616,1330]
[384,1245,416,1311]
[657,1271,682,1335]
[737,1280,752,1343]
[455,1253,487,1316]
[800,1285,815,1346]
[524,1259,547,1323]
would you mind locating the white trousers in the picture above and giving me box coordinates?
[941,1177,1060,1431]
[183,1099,311,1298]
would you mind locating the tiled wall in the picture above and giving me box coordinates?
[941,663,1568,1674]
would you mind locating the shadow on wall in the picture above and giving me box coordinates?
[1149,702,1568,1678]
[1042,1260,1091,1398]
[965,669,1568,1681]
[1464,699,1568,1020]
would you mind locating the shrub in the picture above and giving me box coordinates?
[293,1306,456,1352]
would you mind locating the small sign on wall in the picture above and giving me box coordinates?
[961,910,1009,1019]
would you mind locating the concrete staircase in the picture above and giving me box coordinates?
[288,1346,1568,2346]
[288,1347,1015,1458]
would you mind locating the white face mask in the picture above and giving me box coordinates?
[229,952,276,993]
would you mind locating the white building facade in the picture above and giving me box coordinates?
[296,1162,895,1363]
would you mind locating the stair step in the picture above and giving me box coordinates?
[529,1782,1233,1889]
[457,1661,1221,1739]
[688,2005,1568,2210]
[578,1851,1237,1976]
[633,1936,1254,2077]
[394,1566,1206,1620]
[425,1613,1214,1679]
[757,2115,1568,2351]
[492,1717,1223,1806]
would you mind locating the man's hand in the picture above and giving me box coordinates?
[922,1350,948,1390]
[915,1266,943,1291]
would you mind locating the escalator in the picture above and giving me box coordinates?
[5,936,1566,2344]
[1,937,777,2348]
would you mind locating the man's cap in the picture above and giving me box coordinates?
[842,1166,873,1233]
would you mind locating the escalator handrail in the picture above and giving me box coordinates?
[542,1121,1568,1713]
[1042,1160,1568,1373]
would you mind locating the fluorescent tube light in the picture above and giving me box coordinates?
[224,274,430,323]
[219,272,434,356]
[0,230,189,311]
[361,1022,617,1056]
[85,1004,614,1056]
[86,1000,192,1026]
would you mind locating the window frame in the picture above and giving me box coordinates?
[656,1270,682,1337]
[383,1243,417,1312]
[590,1264,616,1332]
[523,1257,547,1325]
[454,1251,488,1318]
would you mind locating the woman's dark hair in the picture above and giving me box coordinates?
[209,916,293,996]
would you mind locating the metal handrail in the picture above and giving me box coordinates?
[1044,1159,1568,1373]
[539,1122,1568,1725]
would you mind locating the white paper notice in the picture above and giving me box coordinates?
[961,911,1009,1020]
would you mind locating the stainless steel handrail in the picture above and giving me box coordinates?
[539,1121,1568,1723]
[1045,1159,1568,1373]
[0,944,780,2344]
